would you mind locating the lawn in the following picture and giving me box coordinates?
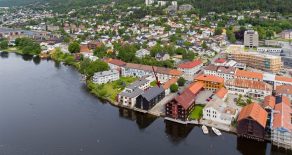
[87,76,138,102]
[189,105,204,120]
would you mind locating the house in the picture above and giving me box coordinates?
[135,49,150,58]
[281,30,292,39]
[135,86,165,110]
[214,58,227,66]
[225,79,272,100]
[103,58,126,74]
[271,99,292,150]
[88,41,102,50]
[162,77,178,95]
[202,96,238,126]
[237,103,268,141]
[80,44,93,58]
[92,70,119,84]
[204,65,237,80]
[235,70,263,81]
[275,76,292,86]
[165,82,204,121]
[121,63,182,83]
[262,95,276,110]
[276,85,292,100]
[155,52,170,61]
[194,74,224,90]
[117,78,150,107]
[178,59,203,77]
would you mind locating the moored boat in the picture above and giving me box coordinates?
[212,127,222,136]
[202,125,209,134]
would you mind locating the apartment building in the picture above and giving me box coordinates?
[244,30,259,47]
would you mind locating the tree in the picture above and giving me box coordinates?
[79,59,109,77]
[215,27,223,35]
[68,41,80,53]
[0,40,8,49]
[177,77,186,86]
[201,41,207,49]
[170,84,179,92]
[246,96,252,104]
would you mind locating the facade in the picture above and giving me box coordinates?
[203,64,237,80]
[228,51,282,73]
[257,47,282,55]
[271,100,292,150]
[178,59,203,76]
[225,78,272,100]
[244,30,259,47]
[194,74,224,90]
[237,103,268,141]
[165,82,204,121]
[281,30,292,39]
[103,58,126,74]
[93,70,119,84]
[135,49,150,58]
[135,86,165,110]
[235,70,263,81]
[203,96,238,125]
[118,78,151,107]
[121,63,182,83]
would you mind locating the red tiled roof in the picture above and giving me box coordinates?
[104,58,126,66]
[276,85,292,95]
[178,59,202,69]
[273,102,292,131]
[237,103,268,128]
[175,82,204,109]
[215,58,226,63]
[80,44,91,53]
[162,78,178,90]
[195,74,224,84]
[215,87,228,99]
[235,70,263,80]
[275,76,292,83]
[263,95,275,109]
[225,79,272,91]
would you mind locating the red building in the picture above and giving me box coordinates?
[237,103,268,141]
[165,82,204,121]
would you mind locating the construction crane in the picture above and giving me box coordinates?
[152,66,161,87]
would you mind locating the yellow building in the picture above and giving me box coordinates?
[194,74,224,91]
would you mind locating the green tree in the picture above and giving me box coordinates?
[170,84,179,92]
[0,40,8,49]
[177,77,186,86]
[68,41,80,53]
[215,27,223,35]
[201,41,207,49]
[79,59,109,77]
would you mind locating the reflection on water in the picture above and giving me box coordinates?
[21,54,33,61]
[119,108,157,129]
[0,51,9,58]
[237,137,267,155]
[165,120,194,144]
[32,56,41,65]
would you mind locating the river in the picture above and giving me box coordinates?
[0,52,290,155]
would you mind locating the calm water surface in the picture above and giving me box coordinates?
[0,52,290,155]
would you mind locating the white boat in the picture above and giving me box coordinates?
[212,127,222,136]
[202,125,209,134]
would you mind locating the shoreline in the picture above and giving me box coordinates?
[3,51,237,135]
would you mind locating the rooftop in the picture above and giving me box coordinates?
[237,103,268,128]
[178,59,202,69]
[235,70,263,80]
[195,74,224,84]
[141,86,164,101]
[226,78,272,91]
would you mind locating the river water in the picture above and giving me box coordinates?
[0,52,290,155]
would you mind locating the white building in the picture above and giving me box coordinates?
[244,30,259,47]
[178,59,203,77]
[203,64,237,80]
[135,49,150,58]
[203,96,238,125]
[225,78,273,100]
[145,0,155,6]
[118,78,150,107]
[121,63,182,83]
[93,70,119,84]
[271,101,292,150]
[257,47,282,55]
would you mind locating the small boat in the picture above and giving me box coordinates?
[202,125,208,134]
[212,127,222,136]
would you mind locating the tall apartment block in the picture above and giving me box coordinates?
[244,30,259,48]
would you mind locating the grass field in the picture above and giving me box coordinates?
[87,76,138,102]
[189,105,204,120]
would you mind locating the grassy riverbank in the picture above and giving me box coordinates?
[86,77,138,103]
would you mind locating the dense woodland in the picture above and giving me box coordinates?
[1,0,292,15]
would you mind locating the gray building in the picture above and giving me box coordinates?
[244,30,259,48]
